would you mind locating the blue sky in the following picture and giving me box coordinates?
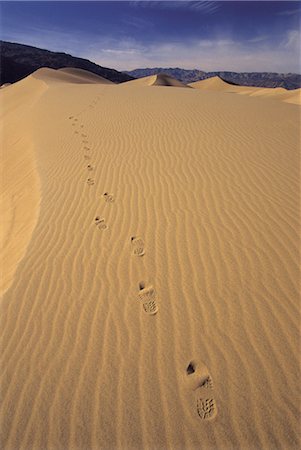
[1,1,300,72]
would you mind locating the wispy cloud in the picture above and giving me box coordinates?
[86,31,301,73]
[282,29,300,50]
[1,25,83,55]
[187,1,220,14]
[276,7,301,16]
[121,14,153,30]
[2,2,300,74]
[248,35,268,43]
[130,1,220,14]
[5,26,299,73]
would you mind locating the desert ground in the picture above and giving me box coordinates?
[1,68,300,449]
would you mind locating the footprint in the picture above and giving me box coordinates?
[84,146,90,151]
[131,236,145,256]
[74,130,79,134]
[103,192,114,203]
[138,283,158,315]
[69,116,74,119]
[186,361,217,421]
[84,155,91,160]
[81,134,87,138]
[186,360,213,390]
[196,398,217,421]
[95,216,107,230]
[87,165,93,171]
[82,140,89,144]
[87,178,95,186]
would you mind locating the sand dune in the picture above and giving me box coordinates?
[1,68,300,450]
[243,86,301,104]
[190,76,301,104]
[189,75,235,91]
[248,86,286,97]
[58,67,115,84]
[124,73,189,87]
[32,67,114,85]
[279,87,301,104]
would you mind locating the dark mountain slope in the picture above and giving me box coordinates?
[0,41,133,84]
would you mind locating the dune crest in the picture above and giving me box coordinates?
[32,67,114,85]
[123,73,189,87]
[189,75,233,91]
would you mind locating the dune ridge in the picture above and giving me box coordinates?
[32,67,114,85]
[190,76,301,104]
[124,73,189,87]
[0,69,300,450]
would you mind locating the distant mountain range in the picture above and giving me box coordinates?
[124,68,301,90]
[0,41,133,84]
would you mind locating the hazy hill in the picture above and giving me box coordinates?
[124,67,301,90]
[0,41,133,84]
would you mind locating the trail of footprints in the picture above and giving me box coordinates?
[68,110,217,421]
[68,112,158,317]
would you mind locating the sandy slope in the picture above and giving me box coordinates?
[190,76,301,104]
[32,67,115,85]
[124,73,189,87]
[0,75,46,295]
[189,76,234,91]
[1,69,300,450]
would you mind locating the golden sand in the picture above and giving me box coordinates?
[1,68,300,449]
[190,75,301,104]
